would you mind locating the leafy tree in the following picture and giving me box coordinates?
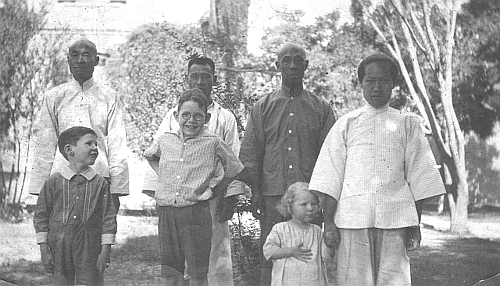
[106,21,258,154]
[456,0,500,207]
[258,9,379,116]
[0,0,70,221]
[455,0,500,137]
[106,23,203,154]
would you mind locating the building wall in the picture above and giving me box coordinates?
[33,0,209,54]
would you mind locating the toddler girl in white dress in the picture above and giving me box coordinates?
[263,182,333,286]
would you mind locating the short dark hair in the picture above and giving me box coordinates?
[187,57,215,74]
[177,88,209,114]
[68,39,97,56]
[58,126,97,160]
[357,54,399,84]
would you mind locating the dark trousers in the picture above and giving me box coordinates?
[157,201,212,280]
[50,224,103,285]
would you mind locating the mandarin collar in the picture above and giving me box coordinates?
[280,84,304,98]
[71,77,95,91]
[60,164,97,180]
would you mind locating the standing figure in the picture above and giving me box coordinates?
[237,42,336,285]
[27,38,129,212]
[34,126,117,285]
[144,88,243,286]
[142,56,244,286]
[309,54,446,286]
[263,182,332,286]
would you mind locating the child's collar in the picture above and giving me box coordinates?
[172,126,211,141]
[60,164,97,180]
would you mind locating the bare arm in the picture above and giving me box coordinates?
[322,194,340,248]
[405,199,425,251]
[97,244,111,274]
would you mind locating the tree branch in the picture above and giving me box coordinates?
[423,0,441,71]
[389,0,429,59]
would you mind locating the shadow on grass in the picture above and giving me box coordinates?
[105,235,163,285]
[0,259,48,286]
[3,233,499,286]
[411,236,500,286]
[0,235,163,286]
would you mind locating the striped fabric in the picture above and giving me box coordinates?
[143,100,244,197]
[144,129,243,207]
[34,165,117,245]
[310,104,445,229]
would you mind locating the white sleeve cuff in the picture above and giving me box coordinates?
[36,232,48,244]
[101,233,116,245]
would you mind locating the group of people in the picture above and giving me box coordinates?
[28,38,445,286]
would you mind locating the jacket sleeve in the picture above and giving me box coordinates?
[142,108,177,192]
[318,102,336,149]
[404,116,446,201]
[237,103,265,189]
[100,179,117,245]
[26,92,59,195]
[309,119,347,201]
[106,90,130,195]
[217,139,244,179]
[221,110,246,196]
[33,177,54,243]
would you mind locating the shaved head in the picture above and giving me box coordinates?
[277,42,307,61]
[68,39,97,55]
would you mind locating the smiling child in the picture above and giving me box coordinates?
[33,126,117,285]
[144,88,243,286]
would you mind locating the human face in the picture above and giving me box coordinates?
[187,64,215,104]
[290,190,319,225]
[276,44,308,88]
[67,42,99,85]
[176,100,209,139]
[69,133,98,168]
[362,62,394,108]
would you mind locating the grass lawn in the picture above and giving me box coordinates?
[1,211,500,286]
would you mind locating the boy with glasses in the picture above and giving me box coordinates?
[144,88,243,286]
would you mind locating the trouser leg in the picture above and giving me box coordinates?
[178,202,212,286]
[336,228,410,286]
[207,198,234,286]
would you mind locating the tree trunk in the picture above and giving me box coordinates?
[358,0,469,235]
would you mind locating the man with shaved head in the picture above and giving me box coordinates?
[237,42,336,285]
[27,38,129,213]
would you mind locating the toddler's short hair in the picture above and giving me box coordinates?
[58,126,97,160]
[177,88,208,113]
[276,182,318,217]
